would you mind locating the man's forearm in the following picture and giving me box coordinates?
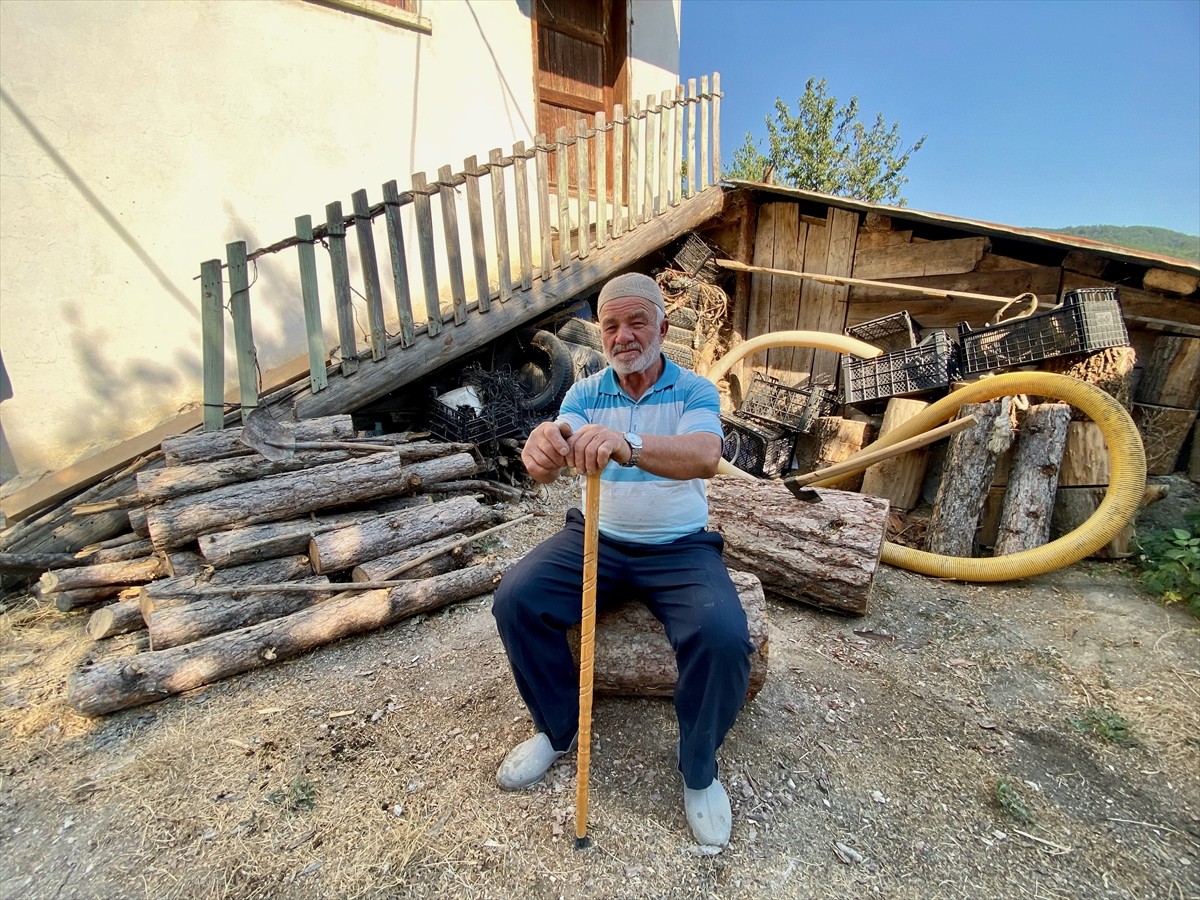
[629,432,722,480]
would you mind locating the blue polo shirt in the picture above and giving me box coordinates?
[556,356,724,544]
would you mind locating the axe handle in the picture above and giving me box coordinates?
[790,415,978,488]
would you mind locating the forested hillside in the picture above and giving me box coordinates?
[1041,225,1199,263]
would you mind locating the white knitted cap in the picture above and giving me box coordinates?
[596,272,665,316]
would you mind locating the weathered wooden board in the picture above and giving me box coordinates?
[1136,336,1200,409]
[853,237,990,281]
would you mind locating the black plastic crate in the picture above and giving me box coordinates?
[841,330,956,406]
[737,373,838,434]
[957,287,1127,376]
[426,388,523,444]
[671,233,722,284]
[720,415,793,478]
[847,311,923,354]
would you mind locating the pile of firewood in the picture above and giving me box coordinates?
[0,415,526,717]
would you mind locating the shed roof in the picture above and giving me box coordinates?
[725,180,1200,276]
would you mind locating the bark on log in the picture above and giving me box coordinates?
[1050,487,1135,559]
[39,555,166,594]
[147,576,332,650]
[860,398,931,511]
[994,404,1072,556]
[1043,346,1137,417]
[137,450,351,502]
[127,507,149,537]
[707,476,888,615]
[308,496,490,574]
[573,570,768,701]
[50,584,134,611]
[146,452,479,549]
[68,560,512,716]
[165,550,206,577]
[1059,421,1111,486]
[352,535,469,582]
[160,415,355,466]
[927,401,1013,557]
[0,453,159,555]
[1136,336,1200,410]
[79,538,158,565]
[139,554,313,618]
[0,551,86,573]
[87,597,149,639]
[1133,403,1198,475]
[198,511,377,568]
[139,443,475,504]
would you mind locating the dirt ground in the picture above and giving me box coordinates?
[1,476,1198,900]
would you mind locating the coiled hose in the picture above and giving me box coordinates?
[707,332,1147,582]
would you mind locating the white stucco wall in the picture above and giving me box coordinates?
[0,0,681,483]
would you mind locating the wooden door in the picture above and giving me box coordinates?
[533,0,628,193]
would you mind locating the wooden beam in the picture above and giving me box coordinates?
[719,258,1046,308]
[853,236,990,281]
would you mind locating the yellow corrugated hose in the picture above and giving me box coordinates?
[707,332,1147,582]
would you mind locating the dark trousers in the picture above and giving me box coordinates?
[492,508,753,789]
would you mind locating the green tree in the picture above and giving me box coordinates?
[728,78,926,205]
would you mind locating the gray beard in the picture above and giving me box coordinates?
[606,335,663,377]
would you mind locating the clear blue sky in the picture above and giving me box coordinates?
[681,0,1200,236]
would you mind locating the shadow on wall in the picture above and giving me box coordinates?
[0,86,200,324]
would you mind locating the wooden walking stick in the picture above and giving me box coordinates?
[575,470,601,849]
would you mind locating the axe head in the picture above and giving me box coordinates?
[782,478,822,503]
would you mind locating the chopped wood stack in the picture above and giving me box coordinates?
[0,414,528,716]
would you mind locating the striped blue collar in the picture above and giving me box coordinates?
[598,354,681,398]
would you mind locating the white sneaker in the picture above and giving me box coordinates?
[683,778,732,846]
[496,733,575,790]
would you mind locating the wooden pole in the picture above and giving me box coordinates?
[575,471,600,849]
[716,258,1052,310]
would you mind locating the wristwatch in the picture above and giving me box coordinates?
[621,432,643,468]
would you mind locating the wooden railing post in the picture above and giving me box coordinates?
[352,189,388,360]
[200,259,225,431]
[490,148,513,301]
[628,99,640,230]
[658,89,670,216]
[324,201,359,375]
[594,112,608,249]
[534,134,554,278]
[294,215,329,392]
[511,141,534,291]
[555,126,571,271]
[687,78,697,198]
[612,106,625,238]
[673,85,684,207]
[463,155,492,313]
[226,241,257,421]
[700,75,711,192]
[411,172,441,337]
[575,120,591,259]
[437,165,468,325]
[381,180,415,347]
[712,72,722,183]
[644,94,657,222]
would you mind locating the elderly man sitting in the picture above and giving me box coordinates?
[491,272,752,846]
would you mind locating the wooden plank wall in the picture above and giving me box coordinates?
[739,205,1200,397]
[744,202,858,388]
